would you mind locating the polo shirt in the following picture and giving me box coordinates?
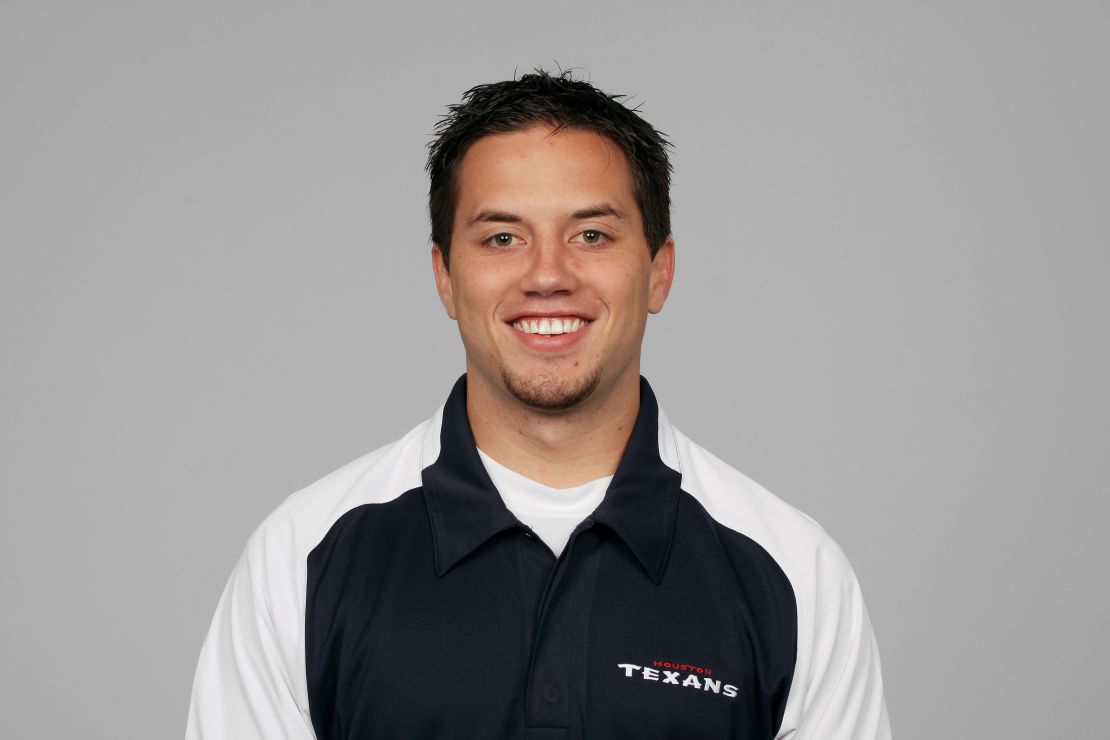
[185,374,891,740]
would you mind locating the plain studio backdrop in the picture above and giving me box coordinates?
[2,2,1107,738]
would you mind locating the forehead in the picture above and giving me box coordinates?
[453,125,638,222]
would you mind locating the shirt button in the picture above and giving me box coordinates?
[543,685,560,703]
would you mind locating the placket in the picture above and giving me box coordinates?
[518,517,601,739]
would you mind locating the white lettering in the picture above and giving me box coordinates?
[617,660,738,700]
[682,674,702,689]
[618,663,641,678]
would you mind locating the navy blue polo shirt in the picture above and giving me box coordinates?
[186,375,891,739]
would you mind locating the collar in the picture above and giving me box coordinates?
[420,374,683,584]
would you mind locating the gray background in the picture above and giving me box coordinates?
[2,1,1106,738]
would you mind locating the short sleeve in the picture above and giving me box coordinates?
[776,536,892,739]
[184,515,315,740]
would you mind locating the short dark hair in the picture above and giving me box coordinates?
[426,68,673,270]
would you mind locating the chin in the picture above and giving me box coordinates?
[499,363,603,412]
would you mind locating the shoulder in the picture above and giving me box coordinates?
[243,414,434,567]
[668,427,891,737]
[670,425,862,612]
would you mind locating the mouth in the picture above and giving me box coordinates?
[509,316,592,336]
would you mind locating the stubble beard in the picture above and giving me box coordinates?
[499,361,603,412]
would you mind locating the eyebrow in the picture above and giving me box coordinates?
[465,205,627,228]
[466,210,523,227]
[571,205,627,221]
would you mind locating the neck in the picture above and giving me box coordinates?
[465,366,642,488]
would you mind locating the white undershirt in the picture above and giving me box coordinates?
[476,447,613,558]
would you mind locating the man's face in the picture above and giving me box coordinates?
[432,124,674,412]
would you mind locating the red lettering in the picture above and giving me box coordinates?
[648,659,714,676]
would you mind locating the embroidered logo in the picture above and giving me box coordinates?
[617,660,739,699]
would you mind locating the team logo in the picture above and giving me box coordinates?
[617,660,739,699]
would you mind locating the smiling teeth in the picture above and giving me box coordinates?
[512,317,590,335]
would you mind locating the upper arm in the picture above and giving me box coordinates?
[185,515,315,740]
[776,537,891,740]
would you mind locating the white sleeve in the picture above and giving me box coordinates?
[777,537,892,740]
[184,515,315,740]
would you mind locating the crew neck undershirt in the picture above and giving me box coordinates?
[476,447,613,558]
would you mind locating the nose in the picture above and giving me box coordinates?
[518,236,579,296]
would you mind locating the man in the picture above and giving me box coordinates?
[185,70,891,739]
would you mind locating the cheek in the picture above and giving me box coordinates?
[600,266,652,312]
[454,272,510,336]
[454,272,495,312]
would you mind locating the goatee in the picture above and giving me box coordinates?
[500,364,603,411]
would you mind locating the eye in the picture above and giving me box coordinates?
[486,233,518,248]
[580,229,609,246]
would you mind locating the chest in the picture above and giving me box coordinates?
[306,521,794,740]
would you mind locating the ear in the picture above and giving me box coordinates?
[647,236,675,314]
[431,244,457,320]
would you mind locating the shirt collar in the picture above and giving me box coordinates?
[420,373,683,584]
